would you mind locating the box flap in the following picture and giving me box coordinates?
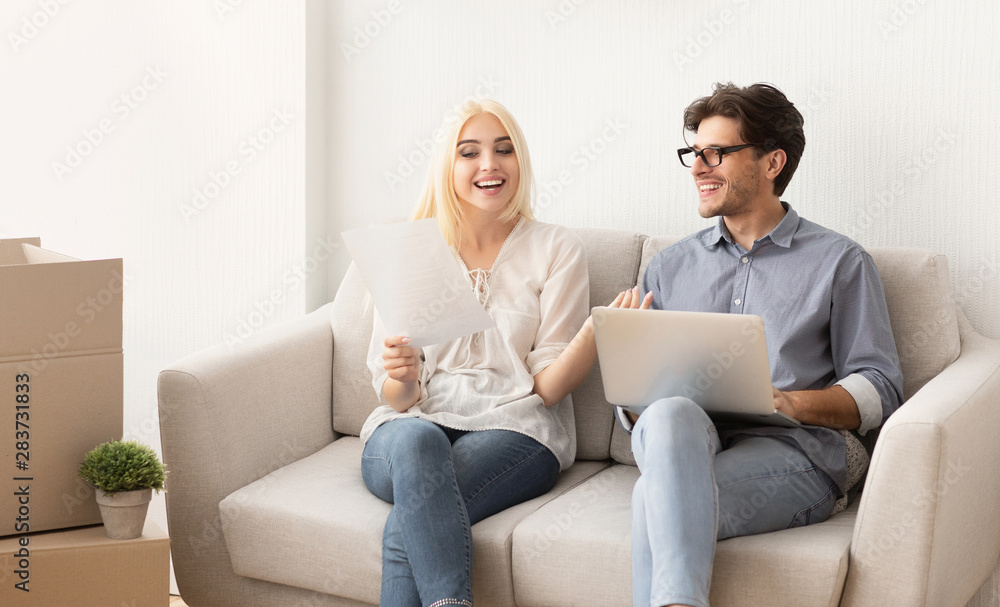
[22,243,80,264]
[0,237,41,266]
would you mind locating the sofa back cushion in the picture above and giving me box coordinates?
[330,263,382,436]
[867,248,960,400]
[569,228,649,460]
[330,228,962,468]
[610,235,679,465]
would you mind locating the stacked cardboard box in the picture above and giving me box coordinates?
[0,239,166,604]
[0,519,169,606]
[1,237,124,535]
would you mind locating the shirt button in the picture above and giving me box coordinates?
[741,257,749,264]
[734,298,742,306]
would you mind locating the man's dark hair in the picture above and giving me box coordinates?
[683,82,805,197]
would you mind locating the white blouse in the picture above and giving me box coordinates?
[361,219,590,471]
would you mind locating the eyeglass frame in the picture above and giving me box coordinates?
[676,143,757,168]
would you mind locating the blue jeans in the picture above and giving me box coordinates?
[631,398,838,607]
[361,417,560,607]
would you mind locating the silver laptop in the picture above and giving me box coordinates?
[592,307,800,427]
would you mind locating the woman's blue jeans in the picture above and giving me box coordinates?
[361,417,560,607]
[631,397,838,607]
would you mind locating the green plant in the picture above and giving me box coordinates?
[79,439,166,496]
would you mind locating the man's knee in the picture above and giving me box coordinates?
[632,398,714,465]
[639,397,711,432]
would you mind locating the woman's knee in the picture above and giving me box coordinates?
[363,419,452,493]
[372,418,450,458]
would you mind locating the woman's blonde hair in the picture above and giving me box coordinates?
[411,99,535,248]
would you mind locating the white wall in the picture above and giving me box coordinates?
[1,0,306,593]
[324,1,1000,338]
[1,0,997,597]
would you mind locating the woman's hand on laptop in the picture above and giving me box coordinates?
[542,287,654,411]
[536,288,651,409]
[609,287,652,426]
[609,286,653,310]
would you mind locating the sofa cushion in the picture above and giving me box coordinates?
[570,228,649,461]
[868,248,960,400]
[512,465,857,607]
[611,235,680,465]
[636,234,682,282]
[330,263,382,436]
[219,437,609,606]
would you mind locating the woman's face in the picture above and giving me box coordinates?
[452,113,520,217]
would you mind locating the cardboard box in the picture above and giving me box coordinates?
[0,238,124,536]
[0,520,169,606]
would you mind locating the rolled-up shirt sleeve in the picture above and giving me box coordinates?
[836,373,883,435]
[830,251,904,434]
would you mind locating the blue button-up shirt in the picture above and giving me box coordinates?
[635,203,904,492]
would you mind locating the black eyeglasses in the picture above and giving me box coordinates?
[677,144,756,168]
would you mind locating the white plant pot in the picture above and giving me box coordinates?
[95,487,152,540]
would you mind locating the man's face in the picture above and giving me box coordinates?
[689,115,767,219]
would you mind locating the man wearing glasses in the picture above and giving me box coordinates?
[620,83,903,607]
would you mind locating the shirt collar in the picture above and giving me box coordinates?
[702,201,800,249]
[767,202,799,248]
[703,221,728,247]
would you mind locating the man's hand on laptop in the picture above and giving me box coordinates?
[772,387,799,421]
[772,385,862,430]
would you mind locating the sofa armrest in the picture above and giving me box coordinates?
[843,317,1000,607]
[157,304,336,605]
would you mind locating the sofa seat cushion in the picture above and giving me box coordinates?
[512,464,858,607]
[219,436,610,606]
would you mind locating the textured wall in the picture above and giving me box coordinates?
[324,1,1000,338]
[1,1,306,592]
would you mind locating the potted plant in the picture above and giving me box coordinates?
[79,439,167,540]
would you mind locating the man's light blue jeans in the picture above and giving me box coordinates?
[631,397,838,607]
[362,417,560,607]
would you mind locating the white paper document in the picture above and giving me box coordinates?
[341,219,494,348]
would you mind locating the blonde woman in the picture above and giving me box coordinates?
[360,99,646,607]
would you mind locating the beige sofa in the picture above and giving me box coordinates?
[158,228,1000,607]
